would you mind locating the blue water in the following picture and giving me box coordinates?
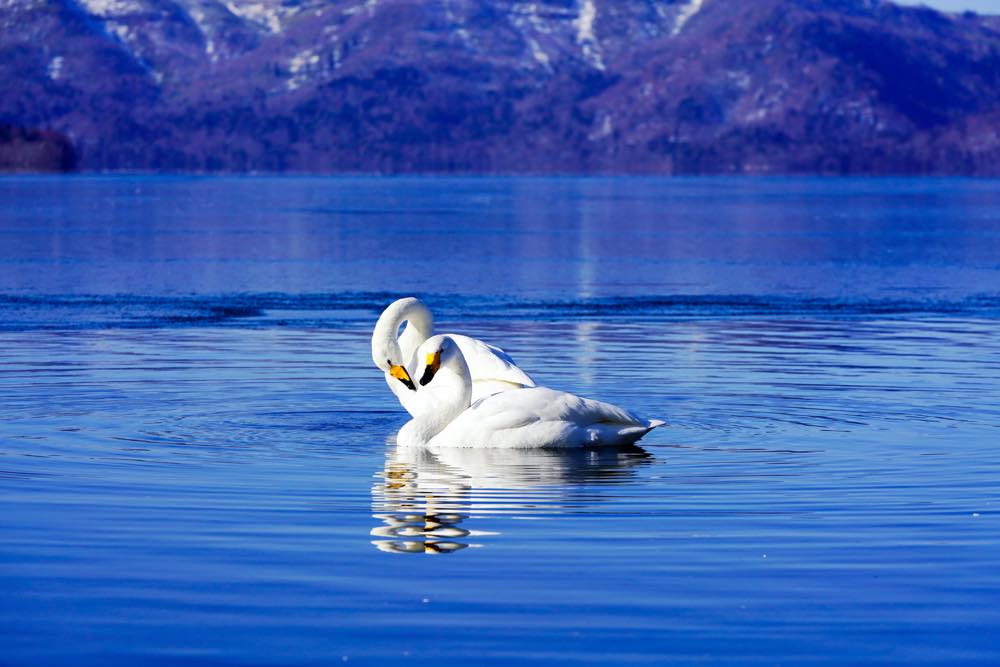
[1,176,999,664]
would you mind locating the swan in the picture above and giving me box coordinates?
[372,297,534,416]
[397,335,665,448]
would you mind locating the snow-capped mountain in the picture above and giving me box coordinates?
[2,0,999,173]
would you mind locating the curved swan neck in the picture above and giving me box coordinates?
[397,301,433,364]
[404,336,473,446]
[372,298,434,369]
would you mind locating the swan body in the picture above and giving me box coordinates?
[372,298,534,416]
[398,335,665,449]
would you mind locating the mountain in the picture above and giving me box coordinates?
[1,0,999,174]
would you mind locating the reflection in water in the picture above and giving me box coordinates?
[371,445,652,554]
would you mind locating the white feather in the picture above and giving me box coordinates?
[399,335,665,449]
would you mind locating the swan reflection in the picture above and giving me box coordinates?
[371,445,651,554]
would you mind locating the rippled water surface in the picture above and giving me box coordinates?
[2,177,1000,665]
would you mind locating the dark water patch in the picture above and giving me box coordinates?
[511,294,1000,319]
[4,292,1000,331]
[287,206,464,217]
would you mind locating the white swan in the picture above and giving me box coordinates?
[397,335,665,448]
[372,297,534,416]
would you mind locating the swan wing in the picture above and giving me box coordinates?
[428,387,662,449]
[446,334,536,392]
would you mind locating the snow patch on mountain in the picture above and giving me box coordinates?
[344,0,380,18]
[185,6,219,61]
[107,22,134,44]
[289,50,319,74]
[576,0,596,43]
[672,0,705,36]
[76,0,141,17]
[444,0,471,47]
[512,3,553,69]
[287,48,321,90]
[47,56,64,80]
[589,112,613,141]
[575,0,604,70]
[528,36,550,67]
[223,1,284,33]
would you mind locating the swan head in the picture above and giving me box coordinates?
[373,297,434,392]
[372,333,416,392]
[372,297,434,389]
[416,334,465,388]
[372,344,413,388]
[401,335,473,438]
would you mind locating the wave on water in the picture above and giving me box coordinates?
[2,292,1000,331]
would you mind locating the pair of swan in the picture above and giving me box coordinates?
[371,297,535,416]
[371,297,664,449]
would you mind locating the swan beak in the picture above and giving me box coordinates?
[389,364,416,391]
[419,350,442,386]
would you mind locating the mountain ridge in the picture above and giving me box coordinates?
[2,0,999,173]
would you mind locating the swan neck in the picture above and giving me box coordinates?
[398,304,433,362]
[407,345,472,445]
[372,298,433,368]
[401,300,433,340]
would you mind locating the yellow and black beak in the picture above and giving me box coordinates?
[419,350,442,386]
[388,362,416,391]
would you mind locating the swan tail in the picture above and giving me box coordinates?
[587,420,663,447]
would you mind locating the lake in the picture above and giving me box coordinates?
[1,176,999,665]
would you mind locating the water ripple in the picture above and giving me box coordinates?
[3,292,1000,331]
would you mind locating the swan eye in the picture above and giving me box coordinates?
[419,350,442,386]
[389,363,416,391]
